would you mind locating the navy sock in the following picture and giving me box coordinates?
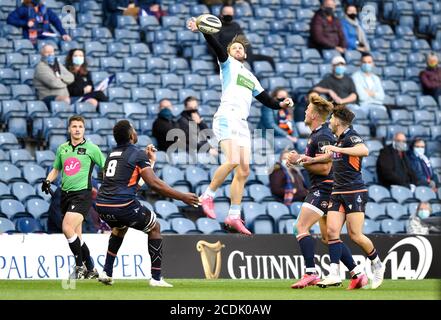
[68,236,83,267]
[328,239,343,264]
[340,242,357,273]
[298,235,316,274]
[81,242,94,271]
[367,248,378,261]
[149,238,163,281]
[104,234,124,277]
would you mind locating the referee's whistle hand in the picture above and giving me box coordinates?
[41,180,51,194]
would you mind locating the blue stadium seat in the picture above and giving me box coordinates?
[50,101,74,118]
[6,53,28,70]
[201,90,221,107]
[20,68,34,85]
[183,74,206,91]
[11,84,34,101]
[22,164,46,185]
[154,200,181,220]
[242,202,266,226]
[298,63,318,79]
[264,34,285,50]
[415,186,437,202]
[0,133,19,150]
[114,29,140,44]
[1,100,26,122]
[407,52,426,69]
[408,125,431,139]
[129,43,150,59]
[196,218,221,234]
[417,95,438,110]
[146,57,168,74]
[279,48,301,64]
[253,216,275,234]
[131,87,155,105]
[395,95,416,110]
[365,202,387,221]
[0,199,27,219]
[390,109,413,125]
[363,219,381,234]
[390,185,415,204]
[400,80,420,96]
[289,201,303,217]
[154,88,178,104]
[368,185,392,203]
[139,15,160,32]
[185,166,209,188]
[266,201,290,221]
[91,27,113,44]
[369,106,390,125]
[0,217,15,233]
[9,149,33,167]
[92,118,113,135]
[395,26,414,40]
[248,184,273,203]
[15,217,40,233]
[123,102,147,120]
[0,68,19,85]
[376,24,394,41]
[386,124,408,140]
[107,42,130,59]
[108,87,131,103]
[387,52,407,68]
[123,57,146,74]
[248,20,270,35]
[169,58,190,75]
[161,165,185,186]
[117,15,138,31]
[85,41,107,57]
[386,202,408,220]
[11,182,37,202]
[48,135,66,153]
[290,78,312,95]
[161,73,184,90]
[171,218,197,234]
[139,73,161,89]
[35,150,54,168]
[365,140,383,156]
[413,110,435,125]
[383,66,404,81]
[152,43,177,59]
[99,102,124,119]
[381,219,405,234]
[101,56,123,73]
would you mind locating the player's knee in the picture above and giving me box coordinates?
[327,226,339,239]
[296,222,308,233]
[348,231,363,243]
[237,165,250,178]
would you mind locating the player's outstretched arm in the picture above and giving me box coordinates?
[323,143,369,157]
[255,91,294,110]
[140,168,200,207]
[187,17,228,63]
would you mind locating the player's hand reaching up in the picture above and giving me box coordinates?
[181,192,201,207]
[145,144,157,163]
[187,17,198,32]
[279,98,294,109]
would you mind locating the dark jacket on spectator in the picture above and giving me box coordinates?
[407,150,439,187]
[102,0,129,30]
[67,72,108,102]
[177,110,210,152]
[377,145,418,188]
[152,109,178,152]
[419,67,441,96]
[269,164,308,202]
[310,9,346,50]
[7,3,67,40]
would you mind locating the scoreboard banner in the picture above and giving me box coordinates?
[0,233,439,280]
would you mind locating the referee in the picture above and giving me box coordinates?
[42,115,106,279]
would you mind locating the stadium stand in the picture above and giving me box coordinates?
[0,0,440,235]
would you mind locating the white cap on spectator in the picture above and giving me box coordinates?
[331,56,346,65]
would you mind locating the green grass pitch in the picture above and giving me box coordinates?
[0,279,440,300]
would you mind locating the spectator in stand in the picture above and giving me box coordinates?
[310,0,346,54]
[138,1,167,22]
[210,5,276,70]
[269,150,308,205]
[313,56,357,105]
[7,0,71,44]
[65,48,108,108]
[351,53,385,107]
[376,132,418,189]
[419,52,441,101]
[152,99,178,152]
[258,87,298,144]
[407,202,433,235]
[33,44,74,107]
[177,96,215,154]
[102,0,131,31]
[341,4,370,52]
[407,138,439,191]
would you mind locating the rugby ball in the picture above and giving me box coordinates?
[196,14,222,34]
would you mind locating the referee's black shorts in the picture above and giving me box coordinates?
[61,190,92,218]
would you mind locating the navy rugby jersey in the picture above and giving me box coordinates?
[331,127,366,193]
[97,143,151,205]
[304,124,335,187]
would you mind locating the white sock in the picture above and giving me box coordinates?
[372,256,382,268]
[67,234,78,243]
[203,187,216,198]
[228,204,241,218]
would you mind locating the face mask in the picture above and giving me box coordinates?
[428,62,438,68]
[159,108,173,120]
[323,7,334,16]
[222,15,233,23]
[418,210,430,219]
[393,141,407,152]
[335,65,346,76]
[414,147,425,157]
[44,54,55,65]
[361,63,372,73]
[73,56,84,66]
[347,13,357,20]
[281,159,288,167]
